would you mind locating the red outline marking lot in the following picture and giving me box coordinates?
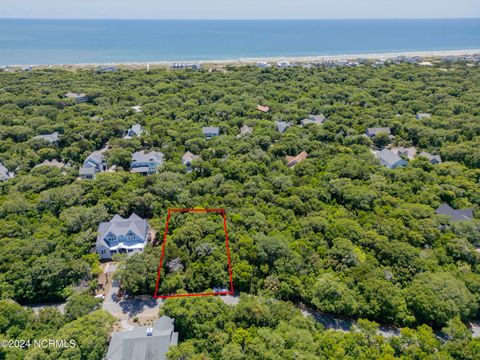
[154,208,234,299]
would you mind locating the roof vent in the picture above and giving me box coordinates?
[146,328,153,336]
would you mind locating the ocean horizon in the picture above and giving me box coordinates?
[0,18,479,65]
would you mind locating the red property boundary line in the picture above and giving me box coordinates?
[153,208,234,299]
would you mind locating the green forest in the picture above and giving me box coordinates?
[0,62,479,359]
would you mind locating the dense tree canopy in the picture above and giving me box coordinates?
[1,62,480,358]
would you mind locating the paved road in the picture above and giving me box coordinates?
[300,307,400,338]
[102,279,162,320]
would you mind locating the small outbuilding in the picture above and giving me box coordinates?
[286,151,308,168]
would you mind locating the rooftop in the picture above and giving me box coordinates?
[436,203,474,222]
[124,124,145,139]
[106,316,178,360]
[418,151,442,164]
[256,105,270,113]
[366,127,391,136]
[302,114,326,126]
[202,126,220,135]
[182,151,201,164]
[276,121,291,133]
[240,125,253,135]
[376,149,406,167]
[84,148,107,166]
[416,113,432,119]
[286,151,308,168]
[34,159,65,169]
[32,132,61,143]
[97,213,148,242]
[132,150,164,164]
[64,92,87,99]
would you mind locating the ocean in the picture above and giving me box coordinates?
[0,19,479,65]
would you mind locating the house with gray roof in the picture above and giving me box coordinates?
[416,112,432,120]
[301,114,326,126]
[436,203,474,222]
[276,121,291,133]
[392,146,417,160]
[32,132,61,144]
[79,149,107,179]
[202,127,220,139]
[64,92,88,103]
[182,151,201,172]
[96,213,149,260]
[366,127,391,138]
[105,316,178,360]
[375,149,408,169]
[418,151,442,164]
[131,150,164,175]
[239,125,253,136]
[0,163,14,181]
[124,124,145,139]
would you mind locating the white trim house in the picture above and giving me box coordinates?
[96,213,149,260]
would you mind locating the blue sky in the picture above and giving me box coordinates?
[2,0,479,19]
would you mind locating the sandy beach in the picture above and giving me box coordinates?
[3,49,480,70]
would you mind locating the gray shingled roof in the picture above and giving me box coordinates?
[418,151,442,164]
[79,166,96,175]
[376,149,407,168]
[276,121,291,133]
[302,114,326,126]
[124,124,145,138]
[182,151,201,164]
[240,125,253,135]
[84,149,107,167]
[366,127,391,137]
[105,316,178,360]
[202,127,220,135]
[97,213,148,243]
[131,150,164,164]
[436,203,474,222]
[64,92,87,99]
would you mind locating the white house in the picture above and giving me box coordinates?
[96,213,149,260]
[79,149,107,180]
